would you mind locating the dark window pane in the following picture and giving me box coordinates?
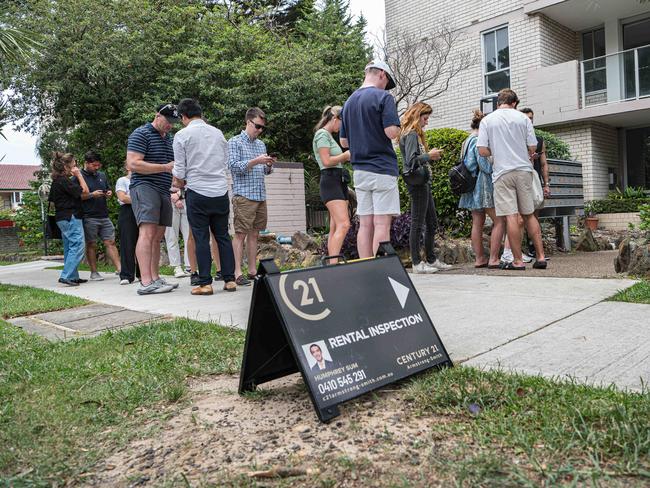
[486,70,510,94]
[594,28,606,57]
[582,31,594,59]
[623,18,650,50]
[484,31,496,73]
[639,46,650,97]
[497,27,509,69]
[585,69,607,93]
[624,50,636,99]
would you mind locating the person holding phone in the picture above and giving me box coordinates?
[399,102,451,273]
[73,151,121,280]
[312,105,351,262]
[49,152,90,286]
[228,107,275,286]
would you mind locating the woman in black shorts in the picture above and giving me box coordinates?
[312,105,351,260]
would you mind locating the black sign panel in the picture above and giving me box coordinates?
[239,252,452,422]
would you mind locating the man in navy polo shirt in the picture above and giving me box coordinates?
[126,103,179,295]
[339,60,401,258]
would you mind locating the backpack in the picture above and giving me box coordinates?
[448,135,477,196]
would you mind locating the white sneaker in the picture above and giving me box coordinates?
[522,253,534,263]
[137,281,173,295]
[412,262,437,274]
[120,279,130,285]
[174,266,189,278]
[430,259,452,270]
[500,249,514,263]
[89,271,104,281]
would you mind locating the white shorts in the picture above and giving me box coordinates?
[354,170,400,216]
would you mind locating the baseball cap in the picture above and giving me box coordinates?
[365,59,396,90]
[157,103,180,123]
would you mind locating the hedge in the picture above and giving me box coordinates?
[585,198,650,215]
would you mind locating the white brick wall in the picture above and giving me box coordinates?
[597,212,641,231]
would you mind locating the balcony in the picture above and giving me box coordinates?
[581,45,650,108]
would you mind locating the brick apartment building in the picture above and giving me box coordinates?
[385,0,650,201]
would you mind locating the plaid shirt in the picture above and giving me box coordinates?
[228,131,272,202]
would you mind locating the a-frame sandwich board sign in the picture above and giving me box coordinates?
[239,243,453,422]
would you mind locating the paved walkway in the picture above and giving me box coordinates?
[1,260,647,391]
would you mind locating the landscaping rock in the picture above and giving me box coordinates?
[258,233,277,244]
[258,241,288,265]
[614,237,641,273]
[292,231,318,252]
[627,243,650,277]
[575,229,598,252]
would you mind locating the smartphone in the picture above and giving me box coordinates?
[268,152,278,158]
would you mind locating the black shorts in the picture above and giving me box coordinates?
[320,168,348,204]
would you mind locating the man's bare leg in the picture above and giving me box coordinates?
[522,213,545,261]
[372,214,392,256]
[233,232,246,278]
[246,231,259,276]
[136,223,157,285]
[505,214,524,267]
[357,215,374,258]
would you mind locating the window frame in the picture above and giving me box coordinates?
[581,27,607,95]
[481,24,511,96]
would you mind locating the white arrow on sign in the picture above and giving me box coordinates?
[388,277,410,309]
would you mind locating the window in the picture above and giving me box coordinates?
[582,28,606,93]
[11,192,23,207]
[482,26,510,95]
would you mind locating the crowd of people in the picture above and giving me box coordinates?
[49,59,549,294]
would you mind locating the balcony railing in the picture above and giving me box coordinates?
[581,44,650,107]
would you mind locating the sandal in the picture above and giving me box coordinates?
[474,262,488,268]
[533,260,548,269]
[487,264,502,269]
[502,262,526,271]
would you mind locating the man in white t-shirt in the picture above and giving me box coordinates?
[477,89,547,270]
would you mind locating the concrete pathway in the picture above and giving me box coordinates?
[1,260,647,391]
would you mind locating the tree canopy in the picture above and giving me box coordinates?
[2,0,370,174]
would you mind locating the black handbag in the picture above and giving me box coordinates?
[44,202,62,240]
[402,162,428,186]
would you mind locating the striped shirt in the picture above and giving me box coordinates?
[127,122,174,194]
[228,130,272,202]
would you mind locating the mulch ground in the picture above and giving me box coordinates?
[445,250,624,279]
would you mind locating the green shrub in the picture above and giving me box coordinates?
[639,204,650,232]
[0,209,14,221]
[535,128,572,160]
[397,127,472,237]
[607,186,648,200]
[584,198,650,214]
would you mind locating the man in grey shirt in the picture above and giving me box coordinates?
[172,98,236,295]
[477,88,547,270]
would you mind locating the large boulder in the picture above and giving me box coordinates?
[575,229,599,252]
[258,240,289,265]
[614,238,635,273]
[292,231,318,251]
[628,243,650,277]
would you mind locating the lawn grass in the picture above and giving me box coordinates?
[0,283,89,319]
[608,280,650,305]
[406,366,650,485]
[46,262,177,276]
[0,318,245,486]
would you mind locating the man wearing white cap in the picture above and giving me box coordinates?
[339,60,401,258]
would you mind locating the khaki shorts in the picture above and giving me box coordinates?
[494,170,536,217]
[233,195,267,233]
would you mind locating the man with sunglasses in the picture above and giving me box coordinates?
[126,103,179,295]
[228,107,275,286]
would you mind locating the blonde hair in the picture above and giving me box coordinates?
[399,102,432,151]
[314,105,343,132]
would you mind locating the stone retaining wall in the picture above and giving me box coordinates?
[0,226,20,254]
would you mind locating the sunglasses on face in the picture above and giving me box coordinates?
[250,121,266,131]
